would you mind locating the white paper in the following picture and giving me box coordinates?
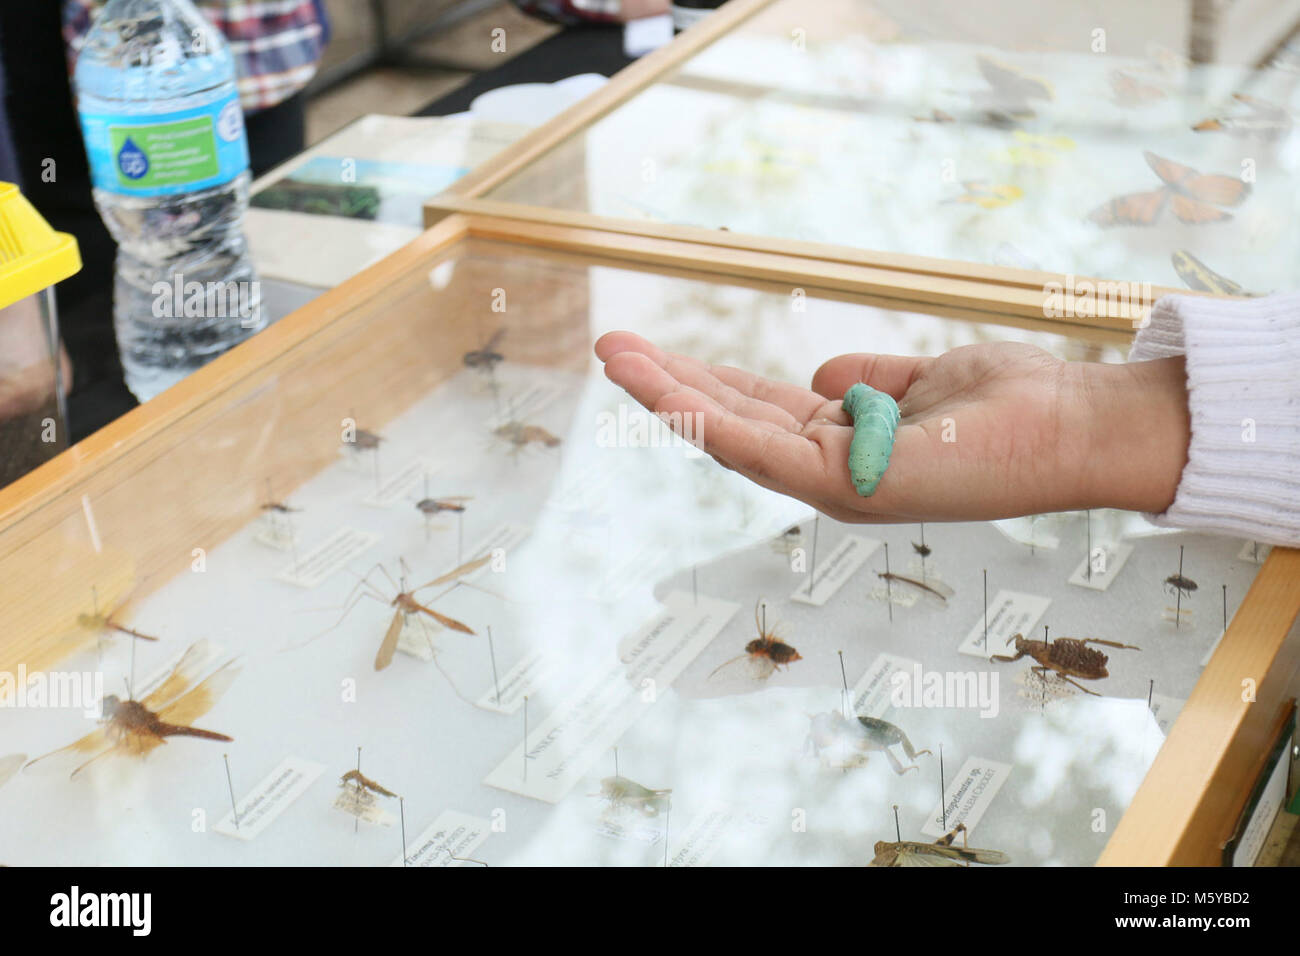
[1067,542,1134,591]
[475,651,549,715]
[276,527,380,588]
[789,535,880,606]
[958,590,1051,658]
[394,810,492,867]
[921,756,1012,838]
[851,652,921,718]
[215,757,325,841]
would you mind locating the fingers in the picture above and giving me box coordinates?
[811,353,932,403]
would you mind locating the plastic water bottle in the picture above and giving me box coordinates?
[74,0,264,401]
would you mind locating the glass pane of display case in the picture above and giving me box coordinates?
[0,233,1269,866]
[483,0,1300,292]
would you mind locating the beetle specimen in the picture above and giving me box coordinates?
[708,600,801,681]
[24,640,237,779]
[0,754,23,789]
[991,632,1139,696]
[463,329,505,371]
[596,776,672,817]
[806,711,931,774]
[870,823,1010,867]
[76,586,160,645]
[494,421,561,450]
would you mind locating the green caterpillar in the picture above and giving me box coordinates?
[841,383,900,497]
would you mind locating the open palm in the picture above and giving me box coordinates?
[595,331,1102,523]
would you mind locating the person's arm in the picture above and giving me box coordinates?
[1125,292,1300,546]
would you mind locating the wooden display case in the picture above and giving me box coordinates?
[0,212,1295,866]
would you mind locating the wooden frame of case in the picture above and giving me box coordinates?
[1,212,1296,866]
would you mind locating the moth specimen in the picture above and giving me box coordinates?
[708,601,801,681]
[24,641,237,779]
[972,55,1053,123]
[494,421,561,450]
[990,633,1139,696]
[806,711,931,774]
[1088,151,1250,227]
[596,776,672,817]
[870,823,1009,867]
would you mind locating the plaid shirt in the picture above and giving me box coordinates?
[64,0,327,113]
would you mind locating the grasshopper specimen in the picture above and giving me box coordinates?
[806,712,931,774]
[340,769,397,798]
[870,823,1009,867]
[596,776,672,817]
[991,633,1139,696]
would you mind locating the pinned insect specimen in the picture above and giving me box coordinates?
[75,586,159,647]
[415,496,471,517]
[770,524,802,557]
[877,572,953,607]
[806,711,931,774]
[595,776,672,817]
[1164,545,1197,627]
[341,768,397,798]
[351,429,383,451]
[0,754,23,788]
[1110,70,1166,107]
[971,55,1053,123]
[1172,250,1253,296]
[990,632,1139,696]
[494,421,561,450]
[463,329,506,372]
[708,600,801,681]
[1194,94,1292,139]
[912,525,931,561]
[870,823,1009,867]
[1088,151,1250,227]
[24,640,237,779]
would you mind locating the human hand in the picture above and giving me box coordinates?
[594,331,1189,523]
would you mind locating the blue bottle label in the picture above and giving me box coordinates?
[79,89,249,196]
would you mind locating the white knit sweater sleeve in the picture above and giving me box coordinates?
[1128,292,1300,547]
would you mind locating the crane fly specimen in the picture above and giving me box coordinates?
[312,555,492,673]
[595,776,672,817]
[708,600,801,681]
[23,640,237,780]
[75,586,159,645]
[870,823,1010,867]
[991,633,1139,696]
[806,712,931,774]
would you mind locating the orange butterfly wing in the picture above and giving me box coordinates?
[1179,173,1249,206]
[1088,189,1168,227]
[1169,194,1234,224]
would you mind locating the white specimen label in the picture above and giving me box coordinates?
[361,457,438,508]
[789,535,880,606]
[333,787,396,827]
[921,756,1011,838]
[475,651,549,714]
[393,810,491,867]
[851,652,922,718]
[276,527,379,588]
[215,757,325,841]
[958,590,1051,658]
[483,591,739,802]
[395,613,438,661]
[1148,693,1186,735]
[253,513,297,552]
[1067,541,1133,591]
[1233,740,1289,867]
[465,523,531,575]
[666,803,765,867]
[1238,540,1271,564]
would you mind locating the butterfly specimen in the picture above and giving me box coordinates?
[708,600,801,681]
[596,776,672,817]
[1088,151,1250,227]
[1171,250,1252,296]
[972,55,1053,123]
[463,329,506,371]
[24,640,237,779]
[1194,94,1292,139]
[870,823,1009,867]
[946,181,1024,209]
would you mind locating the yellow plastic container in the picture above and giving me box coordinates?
[0,182,82,486]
